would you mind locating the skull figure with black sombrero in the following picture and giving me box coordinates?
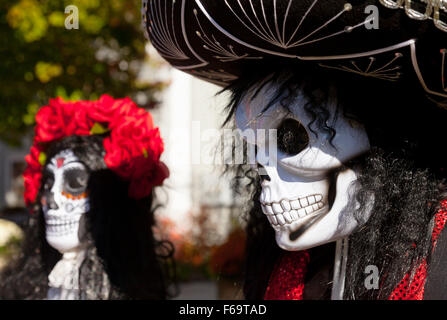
[143,0,447,300]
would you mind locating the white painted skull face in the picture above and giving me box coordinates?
[235,78,372,251]
[41,150,90,253]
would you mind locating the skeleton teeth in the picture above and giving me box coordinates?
[261,194,325,226]
[290,200,301,210]
[46,218,80,236]
[290,210,298,220]
[281,200,291,211]
[272,203,283,214]
[299,197,309,207]
[276,214,286,226]
[262,205,269,216]
[47,224,79,235]
[283,211,293,224]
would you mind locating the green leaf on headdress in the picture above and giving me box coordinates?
[38,152,47,166]
[142,148,148,159]
[90,122,108,135]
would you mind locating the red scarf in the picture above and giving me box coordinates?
[264,201,447,300]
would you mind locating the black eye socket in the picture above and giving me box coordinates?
[63,168,89,195]
[277,118,309,155]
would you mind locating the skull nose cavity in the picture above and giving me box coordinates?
[46,192,59,210]
[261,194,324,226]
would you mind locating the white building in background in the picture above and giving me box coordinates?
[150,67,235,243]
[139,44,236,241]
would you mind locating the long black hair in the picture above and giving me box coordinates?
[0,135,176,299]
[222,62,447,300]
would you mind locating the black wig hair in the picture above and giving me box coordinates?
[221,62,447,300]
[0,135,176,300]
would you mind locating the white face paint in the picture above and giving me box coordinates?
[41,150,90,253]
[235,79,372,251]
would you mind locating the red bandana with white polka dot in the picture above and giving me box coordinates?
[264,201,447,300]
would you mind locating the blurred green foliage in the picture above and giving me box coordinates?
[0,0,164,145]
[0,233,23,269]
[0,236,22,256]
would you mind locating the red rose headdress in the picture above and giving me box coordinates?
[23,95,169,207]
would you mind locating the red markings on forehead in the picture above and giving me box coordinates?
[56,158,65,168]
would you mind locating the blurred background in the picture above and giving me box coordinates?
[0,0,245,299]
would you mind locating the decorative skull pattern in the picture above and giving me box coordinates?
[235,78,373,251]
[41,150,90,253]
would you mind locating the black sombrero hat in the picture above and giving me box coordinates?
[141,0,447,106]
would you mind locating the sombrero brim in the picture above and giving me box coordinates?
[142,0,447,106]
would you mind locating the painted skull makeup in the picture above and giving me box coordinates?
[235,79,372,251]
[41,150,90,253]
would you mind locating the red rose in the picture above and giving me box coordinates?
[113,113,154,143]
[66,100,100,137]
[23,144,45,206]
[25,145,43,170]
[103,136,142,178]
[146,128,164,160]
[89,95,122,124]
[35,98,77,143]
[128,161,169,199]
[104,113,157,173]
[94,95,143,130]
[23,167,42,206]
